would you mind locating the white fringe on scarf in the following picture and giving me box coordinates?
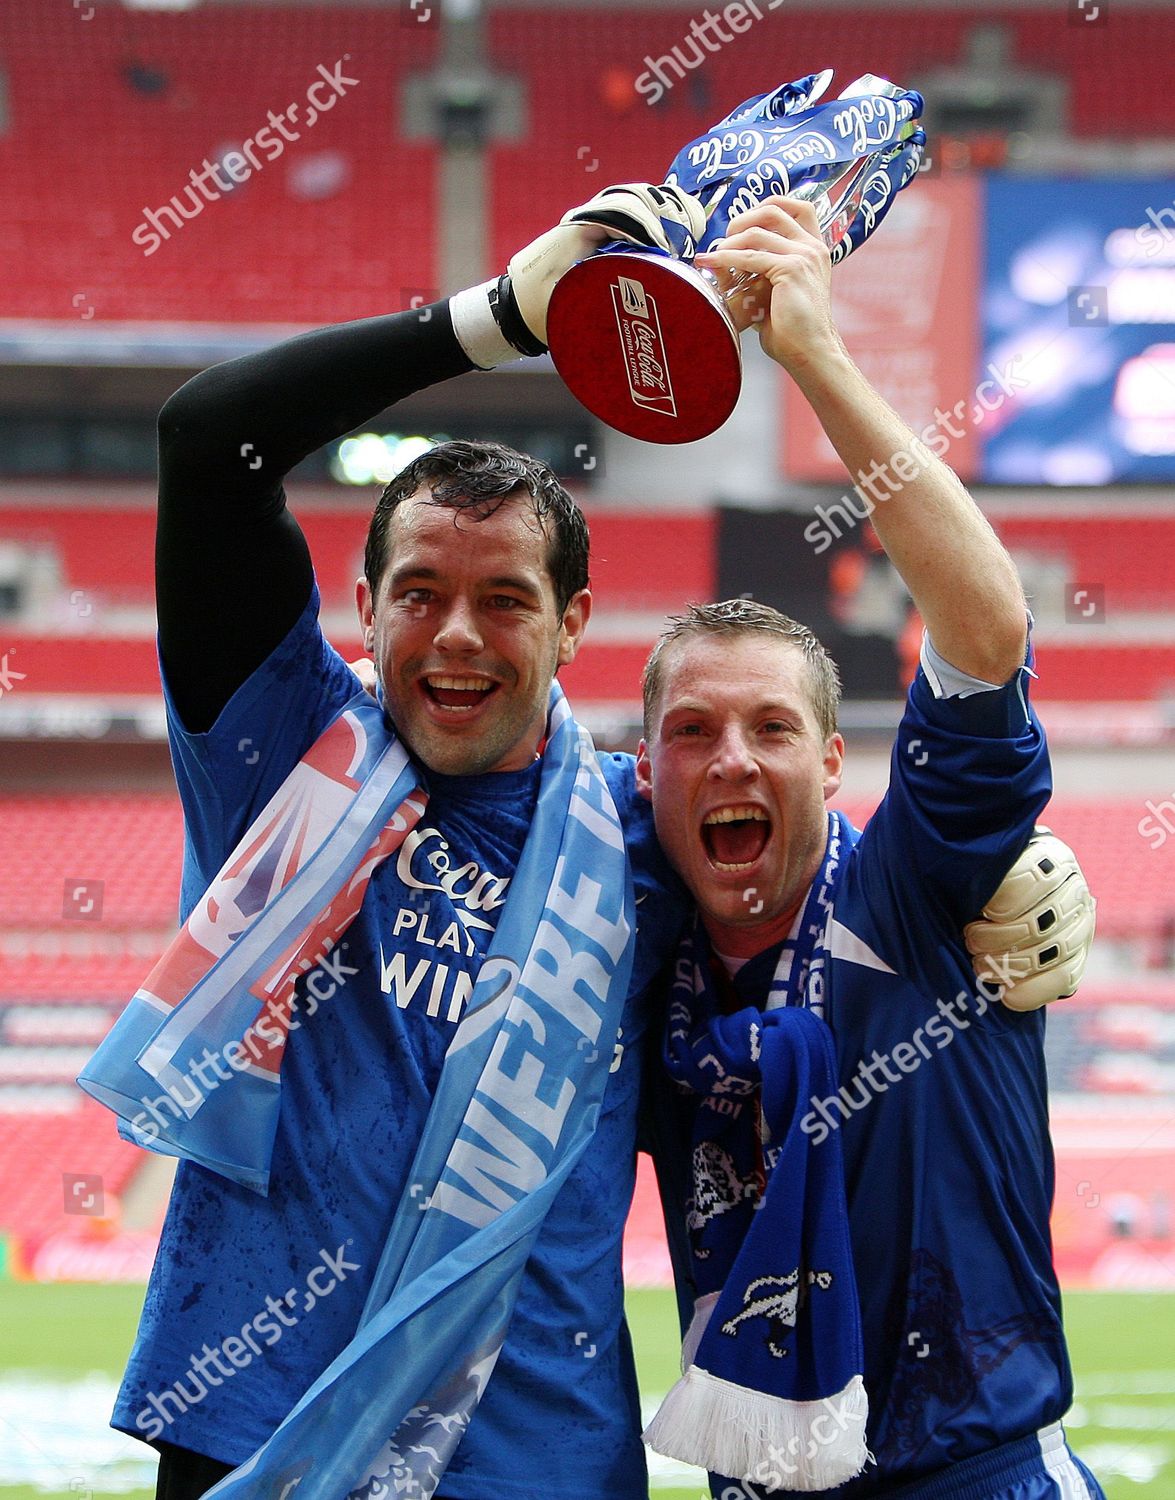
[643,1297,870,1492]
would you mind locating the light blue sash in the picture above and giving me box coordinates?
[196,684,637,1495]
[78,695,426,1192]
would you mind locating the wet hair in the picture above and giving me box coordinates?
[363,439,589,616]
[642,598,842,740]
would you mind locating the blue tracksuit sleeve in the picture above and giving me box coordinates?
[842,655,1051,999]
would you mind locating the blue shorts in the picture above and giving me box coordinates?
[856,1423,1105,1500]
[712,1423,1105,1500]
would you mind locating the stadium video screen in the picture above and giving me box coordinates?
[982,176,1175,484]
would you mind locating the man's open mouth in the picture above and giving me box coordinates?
[421,674,497,711]
[701,805,771,871]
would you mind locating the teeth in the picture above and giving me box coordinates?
[704,806,768,825]
[714,859,757,871]
[426,676,493,692]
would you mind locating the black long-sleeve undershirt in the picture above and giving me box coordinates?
[155,302,474,733]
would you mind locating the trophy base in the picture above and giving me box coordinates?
[547,252,742,445]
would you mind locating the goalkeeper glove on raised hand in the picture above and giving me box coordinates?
[449,182,707,367]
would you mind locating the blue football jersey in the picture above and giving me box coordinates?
[113,583,688,1498]
[658,660,1067,1496]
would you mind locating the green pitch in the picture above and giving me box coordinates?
[629,1288,1175,1498]
[0,1282,1170,1498]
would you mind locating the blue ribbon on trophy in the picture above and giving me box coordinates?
[547,70,925,444]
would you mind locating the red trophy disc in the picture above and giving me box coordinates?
[546,253,742,446]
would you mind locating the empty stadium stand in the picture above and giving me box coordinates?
[0,1,440,324]
[0,1106,146,1242]
[5,496,1175,708]
[0,788,179,1247]
[0,497,716,712]
[0,782,1169,1260]
[0,791,180,1241]
[1037,982,1175,1095]
[486,7,1175,271]
[997,512,1175,614]
[0,793,181,928]
[3,4,1174,326]
[0,500,714,617]
[834,794,1175,943]
[565,638,1175,708]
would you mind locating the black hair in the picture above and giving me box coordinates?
[363,439,589,616]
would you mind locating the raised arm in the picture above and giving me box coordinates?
[158,182,707,734]
[156,305,473,733]
[696,200,1027,685]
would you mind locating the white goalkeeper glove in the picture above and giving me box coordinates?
[963,827,1096,1012]
[448,182,707,368]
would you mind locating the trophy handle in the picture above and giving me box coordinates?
[699,170,861,325]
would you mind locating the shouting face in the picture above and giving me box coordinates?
[356,492,590,776]
[637,632,844,953]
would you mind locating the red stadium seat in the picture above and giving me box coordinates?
[997,514,1175,613]
[834,794,1175,941]
[0,793,182,927]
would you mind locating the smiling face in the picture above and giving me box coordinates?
[637,632,844,954]
[356,491,590,776]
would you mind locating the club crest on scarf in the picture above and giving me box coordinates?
[687,1140,760,1252]
[349,1351,497,1499]
[722,1269,836,1361]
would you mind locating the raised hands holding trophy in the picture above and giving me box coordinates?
[529,70,925,443]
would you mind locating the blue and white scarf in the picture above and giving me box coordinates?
[81,684,635,1497]
[644,815,868,1493]
[79,693,426,1191]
